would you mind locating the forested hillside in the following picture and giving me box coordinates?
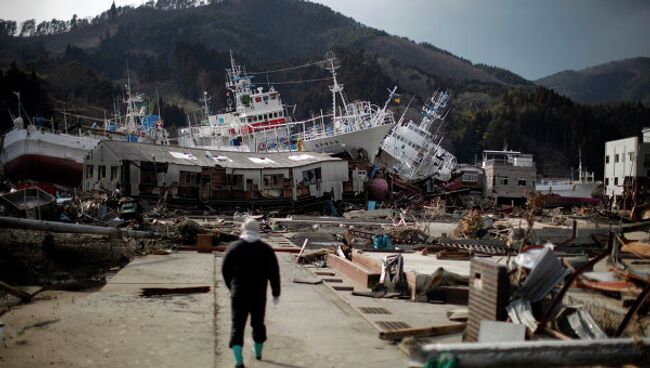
[1,0,649,178]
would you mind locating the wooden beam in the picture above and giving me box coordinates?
[379,323,466,340]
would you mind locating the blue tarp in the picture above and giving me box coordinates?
[140,115,161,133]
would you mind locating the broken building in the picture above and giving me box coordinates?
[604,128,650,203]
[83,141,349,203]
[482,150,536,203]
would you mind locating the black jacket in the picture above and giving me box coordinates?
[221,239,281,299]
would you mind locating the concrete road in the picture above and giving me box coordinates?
[215,252,406,368]
[0,251,405,367]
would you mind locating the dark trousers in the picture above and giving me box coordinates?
[229,295,267,347]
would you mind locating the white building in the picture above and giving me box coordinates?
[603,128,650,200]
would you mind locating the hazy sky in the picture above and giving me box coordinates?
[2,0,649,79]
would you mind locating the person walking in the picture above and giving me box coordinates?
[222,217,281,368]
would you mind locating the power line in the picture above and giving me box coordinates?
[259,77,331,86]
[248,60,324,75]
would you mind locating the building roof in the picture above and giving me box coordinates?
[93,140,344,169]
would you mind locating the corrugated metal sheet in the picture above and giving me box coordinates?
[92,140,343,169]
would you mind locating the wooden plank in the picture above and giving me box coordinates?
[325,254,380,288]
[0,280,35,302]
[351,250,383,273]
[140,286,211,297]
[379,323,466,340]
[332,285,354,291]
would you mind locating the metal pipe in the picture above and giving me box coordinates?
[0,216,156,238]
[410,338,650,368]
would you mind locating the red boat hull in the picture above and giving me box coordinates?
[3,154,83,188]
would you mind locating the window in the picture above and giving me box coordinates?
[517,178,527,187]
[255,97,262,103]
[615,154,619,163]
[629,152,635,162]
[110,166,118,181]
[98,165,106,179]
[302,168,322,185]
[605,155,610,164]
[85,165,94,179]
[180,171,200,187]
[605,178,609,186]
[462,173,478,182]
[497,176,509,186]
[263,174,283,189]
[226,174,244,190]
[614,177,619,185]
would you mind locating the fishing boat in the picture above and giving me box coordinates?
[178,53,396,162]
[535,157,603,206]
[1,85,169,188]
[379,90,457,181]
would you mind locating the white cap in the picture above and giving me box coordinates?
[241,217,259,234]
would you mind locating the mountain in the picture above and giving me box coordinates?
[536,57,650,105]
[1,0,649,179]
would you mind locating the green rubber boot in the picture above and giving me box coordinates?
[253,342,264,360]
[232,345,244,367]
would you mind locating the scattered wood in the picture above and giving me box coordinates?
[140,286,211,297]
[314,271,336,276]
[0,280,37,302]
[297,249,332,264]
[292,277,323,285]
[321,278,343,283]
[332,285,354,291]
[379,323,466,340]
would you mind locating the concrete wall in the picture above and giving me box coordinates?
[483,163,536,200]
[604,136,650,197]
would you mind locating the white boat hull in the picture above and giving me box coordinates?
[302,123,394,163]
[1,127,100,187]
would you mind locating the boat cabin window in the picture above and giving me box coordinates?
[255,97,262,103]
[614,177,619,185]
[615,154,619,163]
[517,178,527,187]
[629,152,635,161]
[462,173,478,183]
[497,176,509,186]
[99,166,106,179]
[605,155,610,164]
[248,117,253,123]
[605,178,609,185]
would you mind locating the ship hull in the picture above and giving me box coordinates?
[535,181,604,206]
[1,128,100,188]
[302,123,394,163]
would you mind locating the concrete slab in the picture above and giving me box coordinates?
[215,253,406,368]
[0,252,216,368]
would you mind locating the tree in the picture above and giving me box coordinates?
[0,19,17,36]
[109,1,118,19]
[19,19,35,37]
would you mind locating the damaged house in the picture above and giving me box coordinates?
[83,141,349,203]
[482,150,536,204]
